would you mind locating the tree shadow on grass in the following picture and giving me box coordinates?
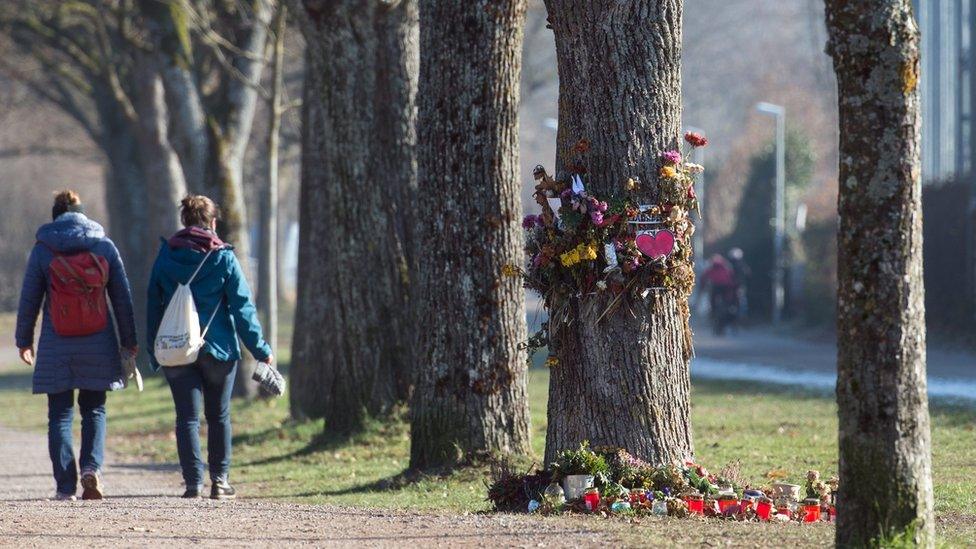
[0,368,34,391]
[236,427,363,467]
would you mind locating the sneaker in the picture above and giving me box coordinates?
[54,492,77,501]
[182,485,204,499]
[80,471,103,500]
[210,479,236,500]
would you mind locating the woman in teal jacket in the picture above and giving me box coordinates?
[147,195,273,499]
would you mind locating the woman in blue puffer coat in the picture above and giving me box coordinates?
[147,194,273,500]
[15,190,138,501]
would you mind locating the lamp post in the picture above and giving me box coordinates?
[756,101,786,324]
[686,125,706,271]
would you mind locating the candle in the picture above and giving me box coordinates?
[717,495,739,514]
[756,497,773,520]
[684,493,704,515]
[584,488,601,512]
[802,499,821,522]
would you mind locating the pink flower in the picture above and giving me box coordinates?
[522,215,538,229]
[662,150,682,165]
[684,132,709,148]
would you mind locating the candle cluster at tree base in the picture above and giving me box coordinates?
[486,442,838,523]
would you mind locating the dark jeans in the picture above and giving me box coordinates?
[163,354,237,488]
[47,389,106,495]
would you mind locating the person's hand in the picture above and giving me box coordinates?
[19,347,34,366]
[265,354,274,365]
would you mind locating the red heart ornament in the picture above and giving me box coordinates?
[635,230,676,259]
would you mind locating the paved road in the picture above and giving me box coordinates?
[692,323,976,401]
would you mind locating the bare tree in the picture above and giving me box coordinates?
[257,3,286,358]
[824,1,934,546]
[0,1,276,396]
[409,0,531,469]
[288,0,418,431]
[540,0,693,465]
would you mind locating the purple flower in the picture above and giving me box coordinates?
[598,201,609,213]
[661,150,682,165]
[522,215,538,229]
[590,211,604,225]
[560,188,573,200]
[663,487,672,497]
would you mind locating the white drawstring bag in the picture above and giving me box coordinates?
[153,249,221,367]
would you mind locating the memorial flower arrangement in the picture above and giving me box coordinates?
[510,133,708,359]
[486,443,839,524]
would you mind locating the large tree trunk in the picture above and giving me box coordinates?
[541,0,693,465]
[409,0,530,469]
[289,0,418,430]
[825,2,934,546]
[132,57,187,242]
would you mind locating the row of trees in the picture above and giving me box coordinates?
[2,0,934,546]
[288,0,694,469]
[293,0,935,545]
[0,0,284,396]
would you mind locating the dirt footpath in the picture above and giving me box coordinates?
[0,426,618,547]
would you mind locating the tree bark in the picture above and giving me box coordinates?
[824,2,934,546]
[541,0,693,465]
[409,0,531,469]
[258,4,286,358]
[289,0,418,430]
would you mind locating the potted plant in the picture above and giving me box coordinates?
[550,441,610,500]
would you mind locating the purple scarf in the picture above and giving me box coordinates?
[168,226,226,252]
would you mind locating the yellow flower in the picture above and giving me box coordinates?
[501,264,520,277]
[545,356,559,368]
[624,177,637,191]
[583,244,598,261]
[560,249,580,267]
[660,166,678,179]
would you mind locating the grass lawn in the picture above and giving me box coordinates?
[1,335,974,544]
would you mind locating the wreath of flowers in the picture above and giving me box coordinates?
[513,132,708,316]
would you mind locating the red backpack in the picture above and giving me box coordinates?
[43,244,110,337]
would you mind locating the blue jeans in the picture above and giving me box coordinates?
[163,354,237,488]
[47,390,106,495]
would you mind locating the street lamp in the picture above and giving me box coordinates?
[686,125,706,271]
[756,101,786,325]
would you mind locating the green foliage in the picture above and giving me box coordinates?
[550,441,610,484]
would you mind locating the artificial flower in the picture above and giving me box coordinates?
[684,162,705,174]
[596,280,607,291]
[522,214,540,229]
[501,264,520,277]
[661,150,682,165]
[660,166,678,179]
[545,356,559,368]
[624,177,637,191]
[684,131,709,148]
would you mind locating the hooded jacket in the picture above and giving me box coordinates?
[15,212,137,394]
[146,232,271,371]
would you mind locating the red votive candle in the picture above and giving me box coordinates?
[803,500,821,522]
[756,498,772,520]
[684,494,704,515]
[584,488,600,512]
[717,496,738,514]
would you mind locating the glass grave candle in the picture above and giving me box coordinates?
[755,497,773,520]
[583,488,601,512]
[717,494,739,514]
[684,493,704,515]
[802,498,821,522]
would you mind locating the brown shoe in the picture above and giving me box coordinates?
[80,471,103,500]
